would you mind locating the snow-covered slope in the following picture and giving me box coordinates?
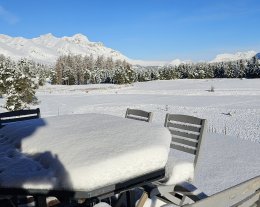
[0,33,129,64]
[210,50,257,63]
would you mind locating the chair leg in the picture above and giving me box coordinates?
[174,182,208,202]
[114,193,127,207]
[143,182,208,206]
[136,192,148,207]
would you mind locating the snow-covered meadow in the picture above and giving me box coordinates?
[0,78,259,197]
[34,78,260,143]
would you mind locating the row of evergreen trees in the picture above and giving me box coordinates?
[54,54,133,85]
[53,55,260,85]
[137,57,260,82]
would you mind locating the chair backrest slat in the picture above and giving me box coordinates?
[171,143,197,155]
[0,108,41,126]
[167,114,202,125]
[169,130,200,140]
[165,113,206,168]
[172,137,198,148]
[167,122,201,133]
[125,108,153,123]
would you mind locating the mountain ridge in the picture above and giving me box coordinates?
[0,33,129,65]
[0,33,257,66]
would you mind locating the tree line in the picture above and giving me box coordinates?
[52,55,259,85]
[137,57,260,82]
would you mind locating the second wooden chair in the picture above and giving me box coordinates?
[125,108,153,123]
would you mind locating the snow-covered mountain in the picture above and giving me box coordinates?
[210,50,257,63]
[167,59,193,66]
[168,59,183,66]
[170,51,258,65]
[0,33,258,66]
[0,33,129,64]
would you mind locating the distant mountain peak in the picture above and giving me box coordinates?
[72,33,89,41]
[62,33,90,44]
[210,50,257,63]
[168,59,189,66]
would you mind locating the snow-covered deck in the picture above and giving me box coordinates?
[0,113,171,192]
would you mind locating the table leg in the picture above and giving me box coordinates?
[34,196,47,207]
[126,190,135,207]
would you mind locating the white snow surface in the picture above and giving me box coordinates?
[163,157,194,186]
[0,79,259,196]
[0,113,171,191]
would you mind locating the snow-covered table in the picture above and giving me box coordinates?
[0,113,171,199]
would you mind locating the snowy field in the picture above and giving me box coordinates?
[0,78,259,197]
[35,78,260,143]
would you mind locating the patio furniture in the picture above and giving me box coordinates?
[139,176,260,207]
[0,108,40,127]
[0,113,171,207]
[144,114,207,205]
[164,113,206,169]
[125,108,153,122]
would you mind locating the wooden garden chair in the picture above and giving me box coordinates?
[125,108,153,123]
[144,113,207,205]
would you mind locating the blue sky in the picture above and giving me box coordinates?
[0,0,259,61]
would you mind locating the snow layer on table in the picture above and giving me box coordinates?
[0,113,171,191]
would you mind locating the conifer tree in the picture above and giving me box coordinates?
[0,57,39,111]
